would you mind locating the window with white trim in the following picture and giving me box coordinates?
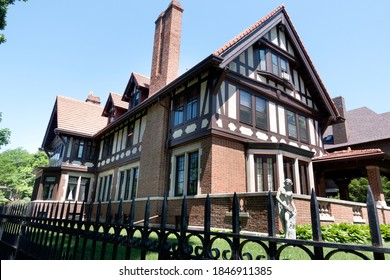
[65,176,91,202]
[96,173,113,202]
[116,165,139,201]
[171,146,200,197]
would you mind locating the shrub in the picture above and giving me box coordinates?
[380,224,390,242]
[296,223,375,244]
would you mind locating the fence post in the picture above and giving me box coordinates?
[231,193,240,260]
[178,196,188,259]
[140,197,151,260]
[267,191,277,260]
[204,194,211,259]
[366,187,385,260]
[310,188,324,260]
[158,196,169,260]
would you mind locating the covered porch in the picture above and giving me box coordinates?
[313,148,390,206]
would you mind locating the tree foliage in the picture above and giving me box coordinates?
[0,148,47,202]
[0,0,28,44]
[348,176,390,205]
[0,112,11,149]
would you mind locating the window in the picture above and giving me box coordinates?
[173,86,199,127]
[187,151,199,196]
[42,176,56,200]
[257,49,289,79]
[239,90,252,124]
[287,111,309,142]
[85,141,96,160]
[72,139,84,159]
[175,155,185,196]
[78,178,91,202]
[173,150,199,197]
[271,53,279,75]
[102,135,114,158]
[283,157,295,192]
[255,97,267,129]
[173,96,184,126]
[66,176,78,201]
[298,115,308,143]
[287,111,298,139]
[186,89,198,121]
[255,155,276,192]
[259,49,266,71]
[49,144,64,166]
[96,174,113,202]
[299,161,309,195]
[117,166,139,201]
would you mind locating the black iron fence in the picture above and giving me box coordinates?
[0,188,389,260]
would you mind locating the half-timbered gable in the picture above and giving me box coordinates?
[102,92,129,123]
[203,5,342,195]
[122,72,150,110]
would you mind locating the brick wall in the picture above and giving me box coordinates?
[210,136,247,194]
[138,99,171,198]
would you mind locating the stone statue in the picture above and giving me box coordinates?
[276,178,297,239]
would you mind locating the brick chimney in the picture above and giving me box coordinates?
[85,91,101,105]
[149,0,183,95]
[332,96,348,144]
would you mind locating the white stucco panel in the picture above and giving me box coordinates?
[239,126,254,137]
[256,131,268,141]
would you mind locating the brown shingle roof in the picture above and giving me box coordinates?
[110,92,128,110]
[56,96,107,137]
[325,107,390,149]
[133,72,150,89]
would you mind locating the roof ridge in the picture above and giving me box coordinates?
[214,5,285,56]
[132,71,150,80]
[57,95,104,108]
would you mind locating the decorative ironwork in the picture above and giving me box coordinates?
[0,188,389,260]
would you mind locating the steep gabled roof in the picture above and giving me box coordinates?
[41,96,108,149]
[102,92,129,117]
[122,72,150,102]
[214,5,285,57]
[213,5,341,126]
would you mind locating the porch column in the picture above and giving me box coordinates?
[276,153,284,191]
[366,165,386,206]
[293,158,301,195]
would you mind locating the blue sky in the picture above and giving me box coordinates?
[1,0,389,153]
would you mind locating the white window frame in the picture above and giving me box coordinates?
[63,173,94,202]
[96,170,114,202]
[169,143,202,197]
[115,162,140,201]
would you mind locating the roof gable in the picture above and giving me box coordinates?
[41,96,108,149]
[214,6,341,126]
[102,92,129,117]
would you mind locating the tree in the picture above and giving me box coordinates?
[348,176,390,205]
[0,112,11,149]
[0,0,28,44]
[0,148,47,201]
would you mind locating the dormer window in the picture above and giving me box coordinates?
[130,89,140,109]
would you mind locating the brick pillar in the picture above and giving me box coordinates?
[137,98,170,198]
[366,165,386,206]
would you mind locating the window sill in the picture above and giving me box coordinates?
[256,70,294,91]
